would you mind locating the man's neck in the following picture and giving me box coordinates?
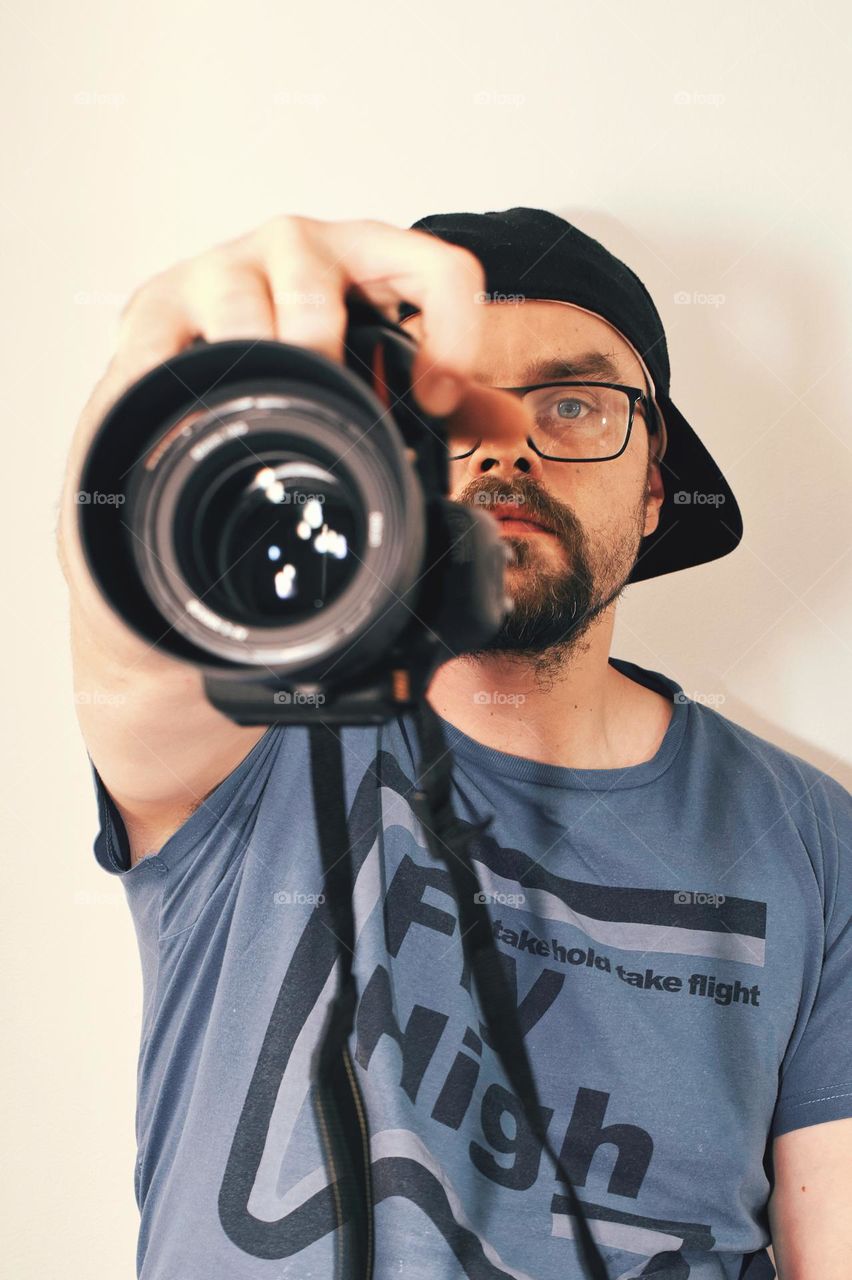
[425,612,673,771]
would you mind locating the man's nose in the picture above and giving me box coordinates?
[468,434,543,478]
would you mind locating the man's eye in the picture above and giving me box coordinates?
[555,398,584,419]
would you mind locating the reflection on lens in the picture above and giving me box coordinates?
[178,452,364,626]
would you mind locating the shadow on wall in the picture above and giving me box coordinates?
[561,206,852,790]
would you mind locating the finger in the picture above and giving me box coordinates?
[439,381,535,449]
[258,218,485,413]
[309,220,487,416]
[256,218,352,362]
[113,276,198,385]
[184,256,277,342]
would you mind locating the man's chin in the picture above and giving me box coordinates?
[470,568,591,659]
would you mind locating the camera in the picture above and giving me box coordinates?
[77,297,511,725]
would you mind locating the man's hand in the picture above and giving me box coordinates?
[57,212,534,868]
[61,213,533,568]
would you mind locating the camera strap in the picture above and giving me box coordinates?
[308,723,374,1280]
[308,706,610,1280]
[411,699,610,1280]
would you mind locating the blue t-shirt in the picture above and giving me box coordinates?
[88,657,852,1280]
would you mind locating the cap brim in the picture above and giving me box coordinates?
[629,395,743,584]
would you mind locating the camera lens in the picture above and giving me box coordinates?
[179,449,364,627]
[125,382,425,673]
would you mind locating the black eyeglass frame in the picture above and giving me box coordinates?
[448,380,656,463]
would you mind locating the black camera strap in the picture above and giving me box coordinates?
[411,700,610,1280]
[308,707,610,1280]
[309,723,374,1280]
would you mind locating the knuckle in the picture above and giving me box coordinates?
[257,212,314,251]
[270,271,327,310]
[408,231,484,291]
[118,278,152,325]
[120,265,180,322]
[184,246,234,290]
[444,243,485,288]
[202,271,258,311]
[343,216,386,237]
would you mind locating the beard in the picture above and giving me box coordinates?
[455,473,648,686]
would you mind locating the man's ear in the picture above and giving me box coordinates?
[643,449,665,537]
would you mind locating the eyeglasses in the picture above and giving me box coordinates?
[448,380,654,463]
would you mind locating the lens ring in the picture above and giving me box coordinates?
[130,384,424,674]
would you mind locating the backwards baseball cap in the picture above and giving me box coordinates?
[397,206,742,584]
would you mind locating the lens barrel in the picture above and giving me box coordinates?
[78,338,426,683]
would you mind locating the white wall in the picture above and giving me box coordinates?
[3,1,850,1274]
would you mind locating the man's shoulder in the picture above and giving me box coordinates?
[616,655,848,806]
[681,691,851,824]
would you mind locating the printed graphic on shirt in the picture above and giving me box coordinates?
[217,749,770,1279]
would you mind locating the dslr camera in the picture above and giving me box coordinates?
[77,297,510,725]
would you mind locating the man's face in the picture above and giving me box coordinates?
[401,301,665,672]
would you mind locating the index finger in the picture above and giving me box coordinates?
[436,379,535,449]
[306,219,489,415]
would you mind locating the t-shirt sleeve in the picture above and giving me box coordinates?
[770,771,852,1138]
[87,725,284,878]
[90,756,133,873]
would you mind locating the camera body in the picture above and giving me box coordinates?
[77,298,510,725]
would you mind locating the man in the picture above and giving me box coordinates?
[58,207,852,1279]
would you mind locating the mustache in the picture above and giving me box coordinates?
[456,475,581,544]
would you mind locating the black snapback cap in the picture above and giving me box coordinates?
[398,206,742,584]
